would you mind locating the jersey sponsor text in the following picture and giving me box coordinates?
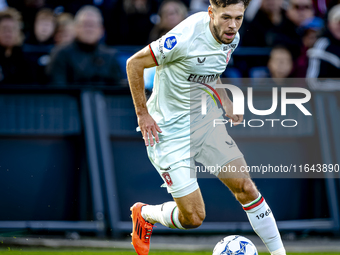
[187,73,220,83]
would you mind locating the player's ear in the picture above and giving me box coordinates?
[208,6,214,20]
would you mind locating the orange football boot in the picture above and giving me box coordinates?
[130,202,154,255]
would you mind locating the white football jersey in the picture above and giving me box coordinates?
[146,12,240,137]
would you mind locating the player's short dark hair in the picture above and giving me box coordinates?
[210,0,251,9]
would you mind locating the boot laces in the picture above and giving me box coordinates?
[143,222,154,242]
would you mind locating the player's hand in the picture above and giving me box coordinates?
[138,113,162,147]
[223,101,243,126]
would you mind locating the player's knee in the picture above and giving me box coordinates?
[181,216,204,229]
[180,210,205,229]
[196,208,206,225]
[243,179,258,197]
[232,179,258,204]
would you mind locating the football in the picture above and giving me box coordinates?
[213,235,258,255]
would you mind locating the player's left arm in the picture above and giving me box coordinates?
[216,77,243,125]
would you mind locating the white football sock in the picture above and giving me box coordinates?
[141,201,186,229]
[271,247,286,255]
[243,193,286,255]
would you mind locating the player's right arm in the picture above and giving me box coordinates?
[126,46,162,147]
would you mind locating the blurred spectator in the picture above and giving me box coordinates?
[291,17,323,77]
[25,8,56,45]
[268,46,293,81]
[252,46,293,86]
[190,0,209,13]
[7,0,47,34]
[0,8,29,84]
[328,0,340,12]
[307,4,340,89]
[286,0,314,26]
[244,0,262,21]
[55,0,97,15]
[105,0,159,45]
[47,5,122,86]
[24,8,56,84]
[54,13,75,46]
[242,0,285,46]
[312,0,332,17]
[149,0,187,42]
[271,0,315,58]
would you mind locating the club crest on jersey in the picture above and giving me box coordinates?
[164,36,177,50]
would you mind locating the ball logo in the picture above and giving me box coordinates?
[221,240,247,254]
[164,36,177,50]
[213,235,258,255]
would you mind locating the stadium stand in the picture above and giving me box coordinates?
[0,0,339,239]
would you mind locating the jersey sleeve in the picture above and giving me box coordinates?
[149,32,187,66]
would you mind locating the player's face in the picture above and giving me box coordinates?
[208,3,245,44]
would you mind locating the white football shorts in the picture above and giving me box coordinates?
[146,120,243,198]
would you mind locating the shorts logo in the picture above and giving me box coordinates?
[225,139,235,147]
[162,172,173,187]
[164,36,177,50]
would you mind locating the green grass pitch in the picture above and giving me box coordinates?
[0,249,338,255]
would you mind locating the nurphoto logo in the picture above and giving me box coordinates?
[200,84,312,128]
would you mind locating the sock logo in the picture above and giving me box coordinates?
[256,208,272,220]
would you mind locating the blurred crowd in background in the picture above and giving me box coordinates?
[0,0,339,87]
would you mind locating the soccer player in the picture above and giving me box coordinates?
[126,1,286,255]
